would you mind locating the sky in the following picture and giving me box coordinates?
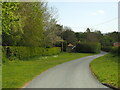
[47,1,118,33]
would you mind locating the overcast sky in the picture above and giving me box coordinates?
[47,1,118,33]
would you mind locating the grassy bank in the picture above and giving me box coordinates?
[0,66,1,89]
[90,54,118,88]
[3,53,93,88]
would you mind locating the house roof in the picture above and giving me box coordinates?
[68,43,74,47]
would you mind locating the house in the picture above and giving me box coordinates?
[68,43,74,47]
[67,43,74,52]
[113,42,120,47]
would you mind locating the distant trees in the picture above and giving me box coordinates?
[75,29,102,43]
[106,31,120,42]
[63,27,77,45]
[75,28,119,52]
[102,35,115,45]
[86,28,91,33]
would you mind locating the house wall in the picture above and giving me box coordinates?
[113,42,120,47]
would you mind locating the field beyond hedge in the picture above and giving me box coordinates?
[90,54,119,88]
[3,53,93,88]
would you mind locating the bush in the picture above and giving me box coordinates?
[101,46,112,52]
[2,46,61,60]
[43,47,61,56]
[111,46,120,56]
[75,42,101,53]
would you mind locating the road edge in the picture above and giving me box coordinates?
[89,56,119,90]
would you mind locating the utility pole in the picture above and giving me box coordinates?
[62,25,63,52]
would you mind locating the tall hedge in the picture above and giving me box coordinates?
[2,46,61,60]
[75,42,101,53]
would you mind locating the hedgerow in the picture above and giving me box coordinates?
[2,46,61,60]
[75,42,101,53]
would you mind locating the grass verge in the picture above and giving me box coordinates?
[0,65,1,89]
[3,52,93,88]
[90,53,119,88]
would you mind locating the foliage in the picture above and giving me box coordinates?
[101,46,112,52]
[43,5,62,47]
[86,28,91,33]
[44,24,63,47]
[63,27,77,45]
[107,31,120,42]
[75,32,87,42]
[3,46,61,60]
[76,42,101,53]
[90,54,119,87]
[111,46,120,56]
[2,2,24,46]
[44,47,61,56]
[17,2,44,46]
[100,35,115,47]
[75,29,102,43]
[75,29,119,52]
[2,2,60,47]
[86,32,99,42]
[55,41,67,52]
[100,33,118,52]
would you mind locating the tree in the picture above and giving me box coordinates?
[2,2,24,46]
[17,2,44,46]
[63,27,77,45]
[86,28,91,33]
[42,5,62,47]
[2,2,61,47]
[86,32,99,42]
[100,35,115,47]
[75,32,88,42]
[106,31,120,42]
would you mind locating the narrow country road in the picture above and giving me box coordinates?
[25,51,110,88]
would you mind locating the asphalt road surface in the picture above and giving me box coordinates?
[25,51,110,88]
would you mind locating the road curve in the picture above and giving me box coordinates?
[25,51,110,88]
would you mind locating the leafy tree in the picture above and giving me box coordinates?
[17,2,44,47]
[86,32,99,42]
[100,35,115,47]
[63,27,77,45]
[86,28,91,33]
[106,31,120,42]
[43,5,62,47]
[75,32,87,42]
[2,2,24,46]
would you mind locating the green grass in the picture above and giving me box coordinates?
[3,53,93,88]
[90,54,119,88]
[0,49,2,89]
[0,65,1,89]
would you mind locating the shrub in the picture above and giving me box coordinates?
[43,47,61,56]
[2,46,61,60]
[111,46,120,56]
[75,42,101,53]
[101,46,112,52]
